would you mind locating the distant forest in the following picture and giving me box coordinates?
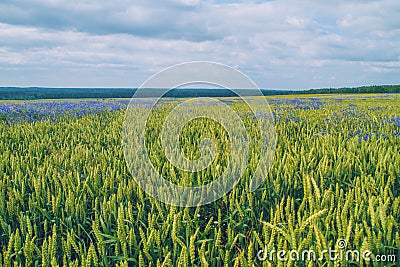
[0,85,399,100]
[301,85,400,94]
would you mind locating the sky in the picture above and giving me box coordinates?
[0,0,399,89]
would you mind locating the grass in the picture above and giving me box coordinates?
[0,94,399,266]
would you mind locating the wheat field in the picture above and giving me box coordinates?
[0,94,399,266]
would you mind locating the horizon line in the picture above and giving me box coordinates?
[1,84,399,91]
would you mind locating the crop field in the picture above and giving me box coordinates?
[0,94,399,266]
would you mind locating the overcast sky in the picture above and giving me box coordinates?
[0,0,399,89]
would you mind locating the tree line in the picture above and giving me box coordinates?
[0,85,399,100]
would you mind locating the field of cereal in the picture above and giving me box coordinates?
[0,94,399,266]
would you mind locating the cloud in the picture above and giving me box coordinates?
[0,0,223,41]
[0,0,399,88]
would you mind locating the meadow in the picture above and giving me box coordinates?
[0,94,399,266]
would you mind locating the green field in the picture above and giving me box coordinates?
[0,94,399,266]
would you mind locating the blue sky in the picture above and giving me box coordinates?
[0,0,399,89]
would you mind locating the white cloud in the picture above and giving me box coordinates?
[0,0,399,88]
